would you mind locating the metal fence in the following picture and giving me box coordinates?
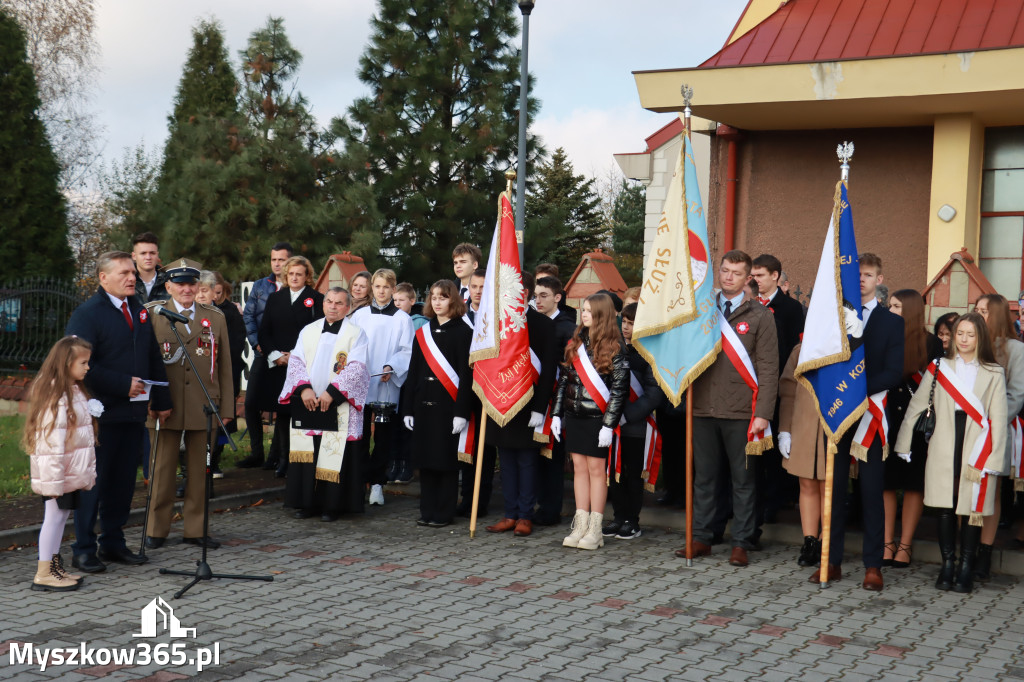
[0,277,91,374]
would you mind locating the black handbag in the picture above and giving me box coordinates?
[913,361,940,443]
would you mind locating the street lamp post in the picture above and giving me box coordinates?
[514,0,535,267]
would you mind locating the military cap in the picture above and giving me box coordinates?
[165,257,202,283]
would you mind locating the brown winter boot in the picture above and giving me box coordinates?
[31,557,80,592]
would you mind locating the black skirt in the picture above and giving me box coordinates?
[884,428,929,492]
[564,414,610,459]
[42,491,79,511]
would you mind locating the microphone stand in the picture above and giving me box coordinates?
[156,317,273,598]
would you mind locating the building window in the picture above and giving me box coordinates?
[980,127,1024,300]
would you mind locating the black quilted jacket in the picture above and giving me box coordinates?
[552,332,629,429]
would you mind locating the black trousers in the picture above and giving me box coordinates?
[420,469,458,524]
[828,430,885,568]
[534,439,566,523]
[244,358,270,460]
[609,436,644,525]
[656,404,685,503]
[459,444,497,513]
[362,409,395,486]
[73,422,144,555]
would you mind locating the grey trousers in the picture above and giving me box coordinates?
[692,417,757,549]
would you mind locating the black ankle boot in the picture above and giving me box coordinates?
[973,543,993,581]
[953,522,982,593]
[797,536,820,567]
[935,510,957,591]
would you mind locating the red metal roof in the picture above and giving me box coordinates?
[564,249,629,302]
[701,0,1024,68]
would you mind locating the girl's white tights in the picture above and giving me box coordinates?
[38,498,70,561]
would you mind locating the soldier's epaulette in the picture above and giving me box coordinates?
[198,302,225,316]
[144,300,169,311]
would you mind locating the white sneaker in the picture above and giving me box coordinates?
[369,484,385,506]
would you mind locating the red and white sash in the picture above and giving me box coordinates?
[926,359,994,514]
[719,311,772,453]
[529,349,556,453]
[610,371,662,485]
[1011,416,1023,489]
[852,392,888,458]
[571,345,619,468]
[416,326,475,458]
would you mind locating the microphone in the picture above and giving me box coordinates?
[154,305,189,325]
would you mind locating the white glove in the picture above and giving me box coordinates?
[452,417,468,435]
[983,468,1002,478]
[897,452,911,463]
[598,426,614,448]
[778,432,792,459]
[403,416,415,431]
[527,411,544,428]
[551,416,562,442]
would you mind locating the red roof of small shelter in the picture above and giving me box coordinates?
[314,252,368,293]
[701,0,1024,68]
[564,249,629,302]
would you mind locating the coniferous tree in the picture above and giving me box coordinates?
[525,148,606,276]
[335,0,541,284]
[610,180,646,285]
[0,10,73,279]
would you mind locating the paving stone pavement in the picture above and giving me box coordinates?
[2,493,1023,681]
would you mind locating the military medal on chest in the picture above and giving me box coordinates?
[162,341,171,360]
[197,318,213,356]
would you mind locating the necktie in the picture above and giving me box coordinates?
[723,301,732,318]
[183,308,193,332]
[121,301,133,331]
[758,296,770,306]
[460,286,468,301]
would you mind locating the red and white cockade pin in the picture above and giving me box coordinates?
[201,318,211,328]
[736,321,750,335]
[139,310,148,323]
[304,298,314,308]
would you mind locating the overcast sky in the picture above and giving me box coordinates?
[92,0,749,179]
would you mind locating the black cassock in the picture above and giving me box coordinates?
[401,317,473,523]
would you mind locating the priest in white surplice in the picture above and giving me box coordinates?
[279,288,370,520]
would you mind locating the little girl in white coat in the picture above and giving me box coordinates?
[23,336,100,591]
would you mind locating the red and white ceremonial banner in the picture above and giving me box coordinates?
[925,360,994,515]
[470,191,536,426]
[852,392,889,460]
[719,311,773,454]
[416,326,475,460]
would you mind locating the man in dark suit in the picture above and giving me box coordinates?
[258,256,325,478]
[812,252,904,591]
[751,254,805,532]
[66,251,172,573]
[531,275,576,526]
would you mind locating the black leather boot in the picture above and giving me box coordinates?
[973,543,993,581]
[798,536,820,567]
[953,522,982,593]
[935,510,957,591]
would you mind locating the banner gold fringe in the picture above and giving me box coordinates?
[634,339,721,408]
[290,450,314,464]
[315,467,340,484]
[472,383,535,428]
[745,435,774,456]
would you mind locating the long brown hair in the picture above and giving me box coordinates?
[891,289,929,378]
[947,312,998,366]
[977,293,1016,367]
[22,336,96,454]
[565,293,621,373]
[424,279,466,320]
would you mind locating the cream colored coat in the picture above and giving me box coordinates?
[893,358,1007,517]
[779,344,828,480]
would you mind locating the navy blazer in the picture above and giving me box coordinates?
[863,304,905,396]
[66,289,171,423]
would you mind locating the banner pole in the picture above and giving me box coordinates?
[819,444,836,588]
[685,386,694,567]
[469,409,487,539]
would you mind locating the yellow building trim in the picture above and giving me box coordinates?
[634,48,1024,130]
[928,115,984,281]
[727,0,788,46]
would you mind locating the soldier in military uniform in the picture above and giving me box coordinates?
[143,259,234,549]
